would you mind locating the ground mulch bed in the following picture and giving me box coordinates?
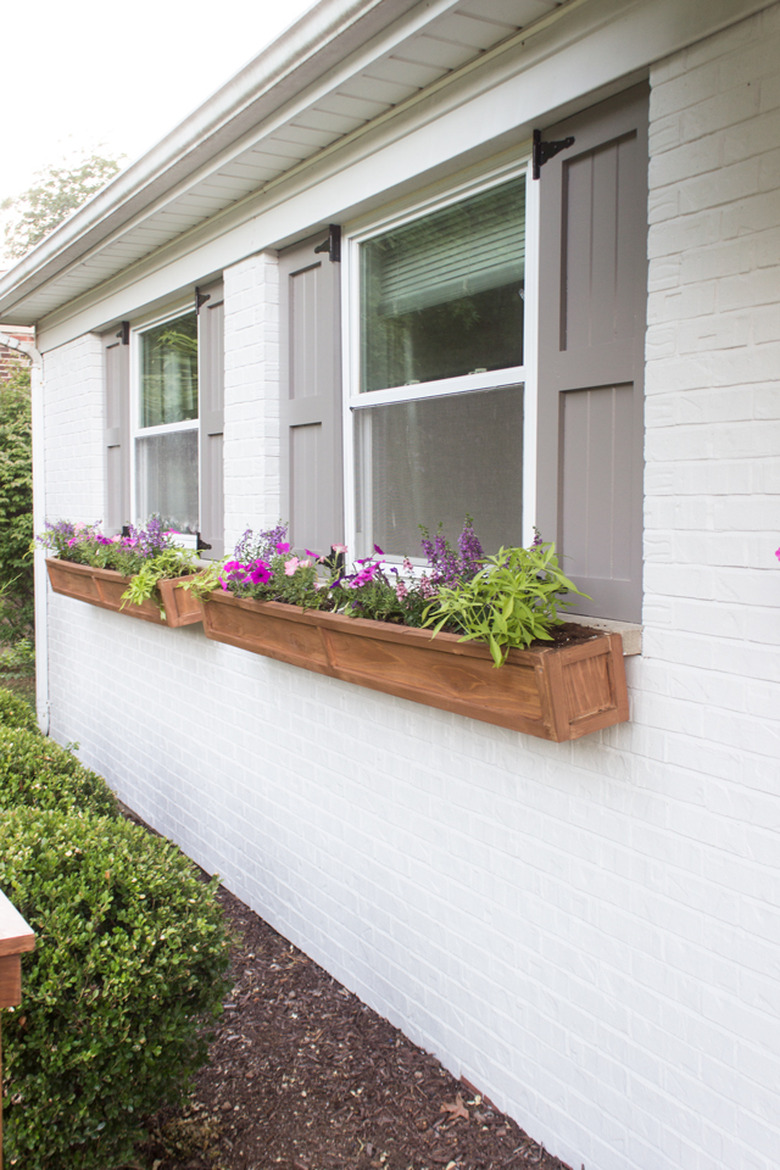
[137,886,573,1170]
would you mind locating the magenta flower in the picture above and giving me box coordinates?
[247,559,272,585]
[276,542,291,555]
[775,547,780,562]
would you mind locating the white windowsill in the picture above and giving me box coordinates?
[566,614,642,656]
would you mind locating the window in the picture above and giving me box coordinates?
[135,310,199,533]
[349,174,527,560]
[102,281,224,557]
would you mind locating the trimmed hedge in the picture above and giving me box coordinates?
[0,726,117,817]
[0,807,232,1170]
[0,685,37,732]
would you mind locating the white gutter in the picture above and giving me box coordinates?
[0,332,48,735]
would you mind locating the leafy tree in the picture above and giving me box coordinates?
[0,368,34,638]
[2,151,123,259]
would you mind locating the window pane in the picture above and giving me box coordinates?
[361,178,525,392]
[136,430,198,533]
[354,386,523,558]
[141,312,198,426]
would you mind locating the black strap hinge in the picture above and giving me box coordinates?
[117,321,130,345]
[195,287,211,311]
[314,224,341,263]
[532,129,575,180]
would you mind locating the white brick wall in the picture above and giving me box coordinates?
[39,7,780,1170]
[42,333,104,522]
[223,252,280,546]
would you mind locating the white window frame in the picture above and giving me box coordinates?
[342,158,539,560]
[129,300,200,543]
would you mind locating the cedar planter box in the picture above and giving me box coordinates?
[201,592,629,741]
[45,558,202,627]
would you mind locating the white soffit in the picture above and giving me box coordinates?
[0,0,562,326]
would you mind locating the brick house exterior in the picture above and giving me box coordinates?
[0,3,778,1168]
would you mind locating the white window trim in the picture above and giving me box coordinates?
[129,300,200,534]
[342,157,537,561]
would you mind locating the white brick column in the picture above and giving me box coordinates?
[223,252,280,550]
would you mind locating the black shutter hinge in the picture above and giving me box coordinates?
[195,287,211,311]
[532,129,575,180]
[117,321,130,345]
[196,532,212,551]
[314,224,341,263]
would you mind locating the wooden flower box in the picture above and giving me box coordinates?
[45,558,202,627]
[200,592,629,741]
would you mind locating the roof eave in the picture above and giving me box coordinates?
[0,0,421,324]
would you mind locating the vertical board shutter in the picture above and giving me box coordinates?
[279,237,343,554]
[103,329,130,533]
[536,83,648,622]
[198,281,225,559]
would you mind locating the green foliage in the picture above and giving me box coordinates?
[423,542,587,666]
[0,807,232,1170]
[0,726,117,817]
[119,546,201,611]
[2,152,123,259]
[0,637,35,674]
[0,685,37,732]
[0,370,33,640]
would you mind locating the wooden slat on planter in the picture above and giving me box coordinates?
[45,559,202,627]
[200,593,629,741]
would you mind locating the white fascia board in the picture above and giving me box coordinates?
[35,0,776,351]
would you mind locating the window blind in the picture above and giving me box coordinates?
[369,177,525,318]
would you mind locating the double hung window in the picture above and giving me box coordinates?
[135,309,199,534]
[348,173,527,561]
[350,169,528,561]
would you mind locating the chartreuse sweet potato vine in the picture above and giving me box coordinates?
[423,542,587,666]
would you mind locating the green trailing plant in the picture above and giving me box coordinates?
[119,545,202,612]
[0,726,117,817]
[423,542,587,666]
[188,523,594,666]
[0,806,232,1170]
[0,685,37,732]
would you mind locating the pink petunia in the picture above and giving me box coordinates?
[276,542,291,554]
[284,557,300,576]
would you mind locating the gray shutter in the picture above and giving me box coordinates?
[103,327,130,533]
[536,83,648,622]
[198,281,224,559]
[279,236,343,554]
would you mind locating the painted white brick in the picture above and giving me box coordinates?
[34,8,780,1170]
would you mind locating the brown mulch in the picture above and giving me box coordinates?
[137,886,573,1170]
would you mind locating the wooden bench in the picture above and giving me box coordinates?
[0,891,35,1170]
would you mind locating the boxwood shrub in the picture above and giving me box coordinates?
[0,685,37,732]
[0,726,117,817]
[0,806,232,1170]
